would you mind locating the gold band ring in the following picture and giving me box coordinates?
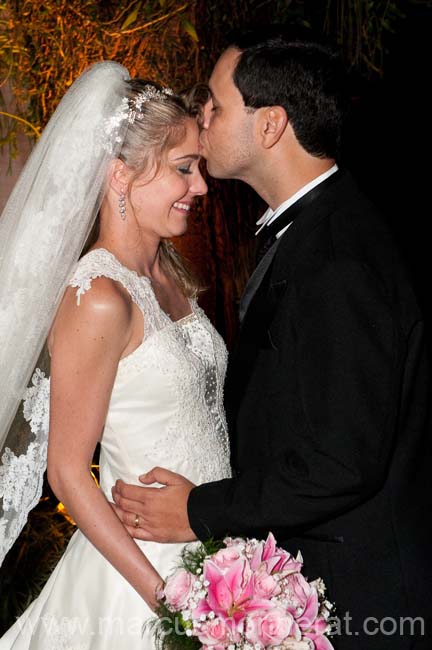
[134,514,140,528]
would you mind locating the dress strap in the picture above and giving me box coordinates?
[68,248,164,339]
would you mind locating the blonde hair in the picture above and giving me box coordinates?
[84,80,209,297]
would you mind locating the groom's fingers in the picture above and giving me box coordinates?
[111,499,156,533]
[126,526,161,542]
[112,479,159,504]
[111,480,161,519]
[139,466,183,485]
[117,519,155,541]
[110,473,196,543]
[114,508,170,542]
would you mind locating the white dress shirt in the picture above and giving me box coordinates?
[256,164,339,239]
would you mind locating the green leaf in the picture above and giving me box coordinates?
[180,16,199,43]
[121,1,142,31]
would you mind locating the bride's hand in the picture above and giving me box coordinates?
[145,577,165,612]
[111,467,197,543]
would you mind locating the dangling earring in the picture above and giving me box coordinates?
[118,191,126,221]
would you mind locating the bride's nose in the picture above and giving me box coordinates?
[190,171,208,197]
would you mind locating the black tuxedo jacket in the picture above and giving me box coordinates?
[188,172,432,648]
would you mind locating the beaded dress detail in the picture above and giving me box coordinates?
[0,248,231,650]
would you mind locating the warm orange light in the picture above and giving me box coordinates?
[56,501,75,526]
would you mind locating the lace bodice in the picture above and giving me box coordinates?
[0,248,231,564]
[72,248,231,489]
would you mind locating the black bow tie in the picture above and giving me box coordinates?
[257,170,342,261]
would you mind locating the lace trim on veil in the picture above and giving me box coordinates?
[0,369,50,564]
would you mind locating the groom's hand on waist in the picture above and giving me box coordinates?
[110,467,197,543]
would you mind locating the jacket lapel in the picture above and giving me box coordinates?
[238,238,281,323]
[225,170,350,452]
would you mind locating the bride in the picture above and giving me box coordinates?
[0,62,231,648]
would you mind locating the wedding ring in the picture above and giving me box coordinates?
[134,514,140,528]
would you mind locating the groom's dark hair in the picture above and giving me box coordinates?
[226,25,349,160]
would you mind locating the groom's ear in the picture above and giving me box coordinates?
[258,106,288,149]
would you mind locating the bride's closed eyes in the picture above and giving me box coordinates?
[177,164,193,175]
[171,154,200,176]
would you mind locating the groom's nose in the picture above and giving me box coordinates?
[201,99,212,130]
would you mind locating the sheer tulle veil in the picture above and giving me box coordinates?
[0,61,131,564]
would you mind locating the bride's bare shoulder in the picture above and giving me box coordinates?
[48,277,132,355]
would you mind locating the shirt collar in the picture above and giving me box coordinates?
[256,164,339,236]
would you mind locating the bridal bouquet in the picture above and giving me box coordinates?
[150,533,334,650]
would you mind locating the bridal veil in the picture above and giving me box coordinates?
[0,61,131,564]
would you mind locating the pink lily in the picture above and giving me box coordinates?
[302,617,335,650]
[285,573,315,618]
[199,558,272,626]
[250,532,302,575]
[295,585,319,626]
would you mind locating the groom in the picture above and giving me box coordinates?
[113,26,432,648]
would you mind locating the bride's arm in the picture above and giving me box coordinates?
[47,278,162,609]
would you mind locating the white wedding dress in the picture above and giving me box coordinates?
[0,248,231,650]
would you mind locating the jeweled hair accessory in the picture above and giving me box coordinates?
[102,84,174,153]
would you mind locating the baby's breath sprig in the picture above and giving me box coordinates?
[181,538,224,575]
